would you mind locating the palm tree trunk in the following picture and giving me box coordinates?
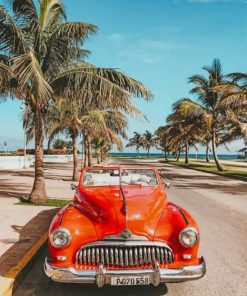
[212,128,226,171]
[87,138,92,167]
[147,147,150,158]
[72,133,79,181]
[81,136,84,169]
[137,147,139,157]
[103,147,107,161]
[164,149,168,161]
[206,143,210,162]
[185,139,189,164]
[176,148,181,162]
[100,148,104,162]
[30,111,47,204]
[83,136,88,167]
[97,151,100,164]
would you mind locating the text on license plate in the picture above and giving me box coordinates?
[111,276,150,286]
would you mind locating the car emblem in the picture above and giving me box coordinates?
[120,228,132,239]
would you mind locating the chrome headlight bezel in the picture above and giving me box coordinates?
[50,228,72,248]
[179,227,199,248]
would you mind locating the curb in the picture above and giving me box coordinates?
[0,209,58,296]
[0,232,47,296]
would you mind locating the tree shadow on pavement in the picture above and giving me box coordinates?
[0,180,31,198]
[111,158,247,196]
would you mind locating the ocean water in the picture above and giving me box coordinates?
[108,152,241,160]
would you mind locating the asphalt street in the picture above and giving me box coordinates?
[14,158,247,296]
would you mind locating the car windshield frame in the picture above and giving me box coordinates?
[81,168,158,187]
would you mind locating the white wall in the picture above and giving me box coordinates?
[0,156,34,169]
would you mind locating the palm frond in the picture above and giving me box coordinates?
[0,5,27,54]
[171,98,207,119]
[39,0,66,30]
[226,72,247,85]
[52,21,97,44]
[51,62,152,104]
[41,21,96,77]
[202,58,223,81]
[12,50,53,99]
[0,62,13,97]
[188,74,208,87]
[12,0,39,28]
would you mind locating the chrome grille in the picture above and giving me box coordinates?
[76,242,174,267]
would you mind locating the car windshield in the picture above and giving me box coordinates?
[82,169,158,187]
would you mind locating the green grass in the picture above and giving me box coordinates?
[166,160,247,181]
[191,159,247,168]
[16,198,71,208]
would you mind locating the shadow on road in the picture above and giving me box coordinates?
[110,158,247,196]
[43,282,168,296]
[14,247,169,296]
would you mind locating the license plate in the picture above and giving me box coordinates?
[111,276,150,286]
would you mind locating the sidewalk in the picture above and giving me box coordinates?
[0,161,77,259]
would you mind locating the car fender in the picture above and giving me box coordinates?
[154,202,200,265]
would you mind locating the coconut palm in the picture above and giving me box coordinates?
[52,139,70,150]
[189,59,226,169]
[167,103,206,164]
[81,109,127,167]
[45,101,129,180]
[183,58,247,170]
[126,132,144,156]
[155,126,171,160]
[141,130,155,157]
[91,137,105,164]
[0,0,152,203]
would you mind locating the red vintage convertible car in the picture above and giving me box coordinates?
[44,166,206,287]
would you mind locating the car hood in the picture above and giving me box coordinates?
[74,186,167,240]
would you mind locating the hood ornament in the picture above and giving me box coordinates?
[120,227,132,239]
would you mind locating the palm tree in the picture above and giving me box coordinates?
[45,101,129,180]
[167,103,205,164]
[155,126,171,160]
[126,132,143,156]
[0,0,152,203]
[81,109,127,167]
[142,130,155,157]
[91,137,105,164]
[183,58,247,170]
[52,139,69,150]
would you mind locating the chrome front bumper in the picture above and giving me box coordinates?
[44,257,206,287]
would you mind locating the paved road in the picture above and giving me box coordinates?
[14,158,247,296]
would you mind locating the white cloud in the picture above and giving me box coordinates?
[107,33,181,65]
[141,40,184,50]
[138,53,163,64]
[108,33,124,42]
[147,40,174,50]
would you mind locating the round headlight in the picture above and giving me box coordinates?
[179,227,199,248]
[50,228,71,248]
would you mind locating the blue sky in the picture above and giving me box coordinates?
[0,0,247,153]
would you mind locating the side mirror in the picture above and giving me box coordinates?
[164,181,170,189]
[159,173,171,189]
[71,183,78,191]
